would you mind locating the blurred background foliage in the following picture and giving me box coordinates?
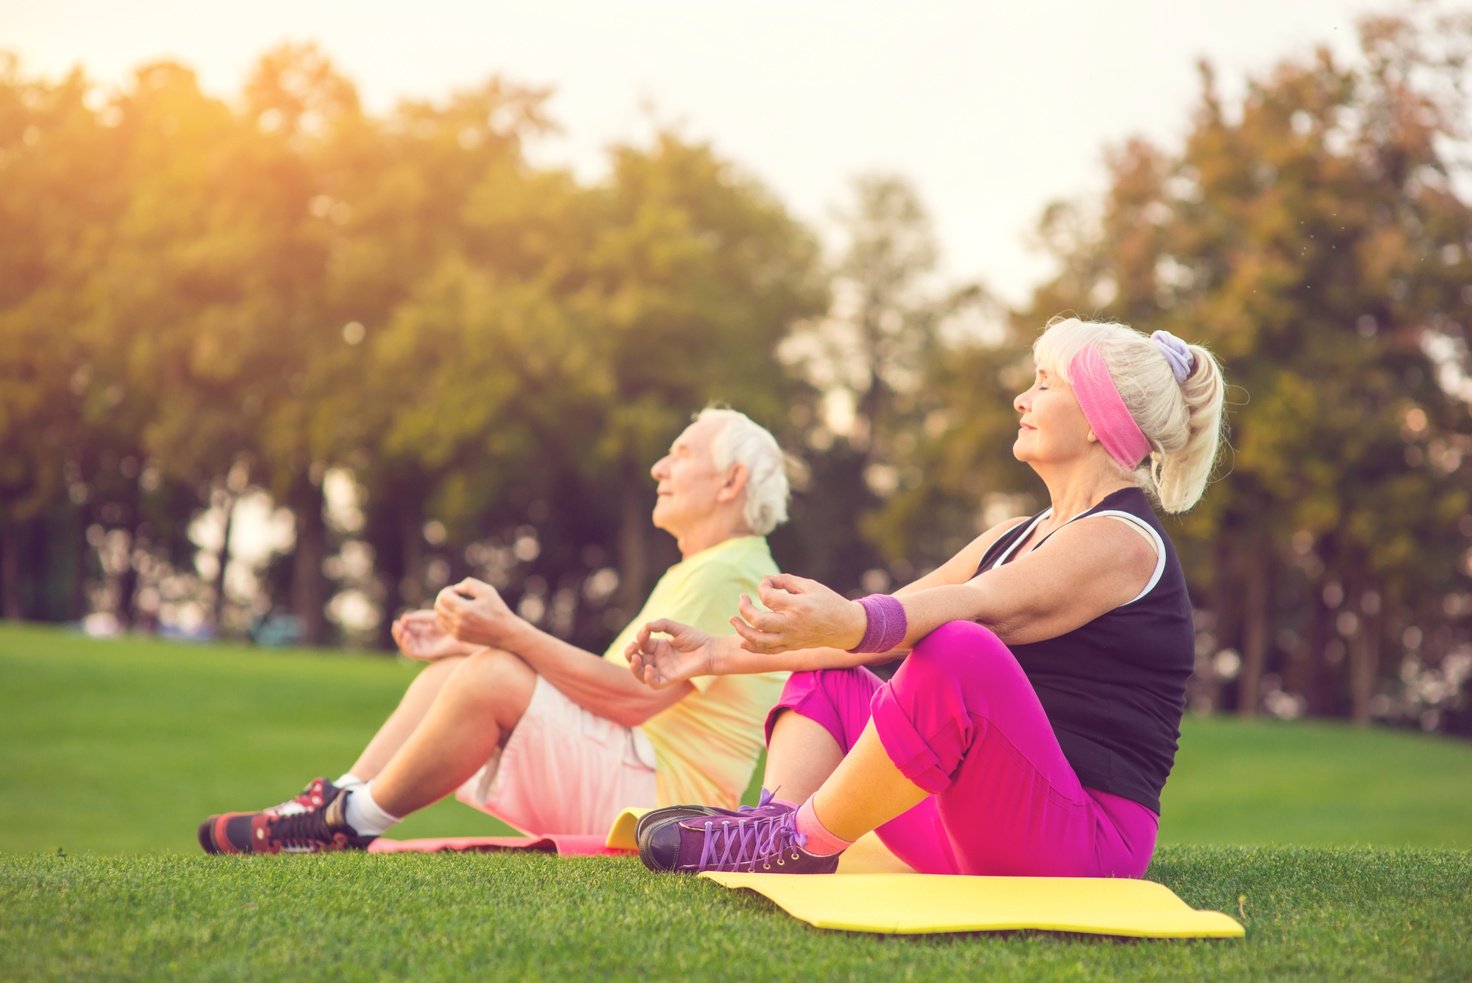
[2,6,1470,736]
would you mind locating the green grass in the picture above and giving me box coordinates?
[0,622,513,853]
[3,623,1471,981]
[3,848,1469,981]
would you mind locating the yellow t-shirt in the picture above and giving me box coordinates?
[602,535,787,809]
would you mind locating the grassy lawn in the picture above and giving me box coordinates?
[3,623,1471,980]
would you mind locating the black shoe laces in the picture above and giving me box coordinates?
[263,807,347,850]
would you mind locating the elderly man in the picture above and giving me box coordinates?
[199,408,790,853]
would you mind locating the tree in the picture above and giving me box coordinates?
[781,174,994,590]
[1021,5,1472,725]
[0,56,109,619]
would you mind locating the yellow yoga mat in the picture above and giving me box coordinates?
[603,808,647,850]
[608,808,1243,939]
[701,871,1244,938]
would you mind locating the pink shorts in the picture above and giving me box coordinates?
[766,621,1160,877]
[456,677,658,836]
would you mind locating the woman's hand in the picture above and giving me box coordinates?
[730,573,868,654]
[626,619,715,689]
[433,578,520,649]
[391,609,475,661]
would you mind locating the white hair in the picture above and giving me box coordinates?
[696,407,791,535]
[1033,316,1227,513]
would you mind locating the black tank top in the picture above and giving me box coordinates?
[975,487,1193,814]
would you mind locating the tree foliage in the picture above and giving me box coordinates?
[1013,6,1472,726]
[2,7,1469,736]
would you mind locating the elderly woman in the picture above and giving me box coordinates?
[627,317,1227,877]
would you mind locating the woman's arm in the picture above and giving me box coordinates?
[625,619,882,689]
[626,516,1035,689]
[733,515,1158,653]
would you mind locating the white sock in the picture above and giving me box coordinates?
[334,772,366,789]
[343,783,403,836]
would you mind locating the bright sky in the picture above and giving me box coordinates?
[3,0,1416,304]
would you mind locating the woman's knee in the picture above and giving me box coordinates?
[906,621,1012,676]
[766,666,882,750]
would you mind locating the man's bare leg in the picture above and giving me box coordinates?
[367,648,538,818]
[346,654,469,781]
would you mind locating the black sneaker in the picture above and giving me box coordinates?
[198,787,374,855]
[195,777,340,853]
[265,776,340,816]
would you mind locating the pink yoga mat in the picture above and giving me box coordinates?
[367,834,631,856]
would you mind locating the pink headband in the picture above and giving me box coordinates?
[1069,345,1149,469]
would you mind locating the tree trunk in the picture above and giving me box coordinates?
[113,526,140,631]
[616,469,652,620]
[400,506,424,611]
[0,518,20,621]
[374,502,424,652]
[1347,579,1380,726]
[1204,530,1240,712]
[291,478,329,647]
[64,506,89,623]
[1289,586,1333,717]
[1236,534,1272,718]
[211,492,235,633]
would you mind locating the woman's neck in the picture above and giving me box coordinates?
[1036,461,1134,527]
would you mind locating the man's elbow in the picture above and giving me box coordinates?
[608,690,684,728]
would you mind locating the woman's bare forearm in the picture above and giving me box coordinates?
[711,633,906,675]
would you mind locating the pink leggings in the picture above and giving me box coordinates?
[766,621,1159,877]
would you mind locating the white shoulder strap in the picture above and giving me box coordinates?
[1082,510,1167,605]
[989,510,1052,570]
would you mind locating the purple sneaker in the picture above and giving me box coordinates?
[634,788,792,854]
[639,793,840,875]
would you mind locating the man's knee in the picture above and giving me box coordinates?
[446,648,537,728]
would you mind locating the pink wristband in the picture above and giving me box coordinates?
[848,594,908,653]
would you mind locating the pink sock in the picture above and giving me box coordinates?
[795,799,854,857]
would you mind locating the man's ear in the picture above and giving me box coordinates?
[717,462,749,504]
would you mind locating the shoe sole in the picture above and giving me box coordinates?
[634,806,724,860]
[198,813,254,854]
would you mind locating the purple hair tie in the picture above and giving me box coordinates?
[848,594,908,654]
[1151,330,1195,383]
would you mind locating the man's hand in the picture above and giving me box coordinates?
[434,578,520,649]
[626,619,716,689]
[729,573,867,654]
[391,609,475,661]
